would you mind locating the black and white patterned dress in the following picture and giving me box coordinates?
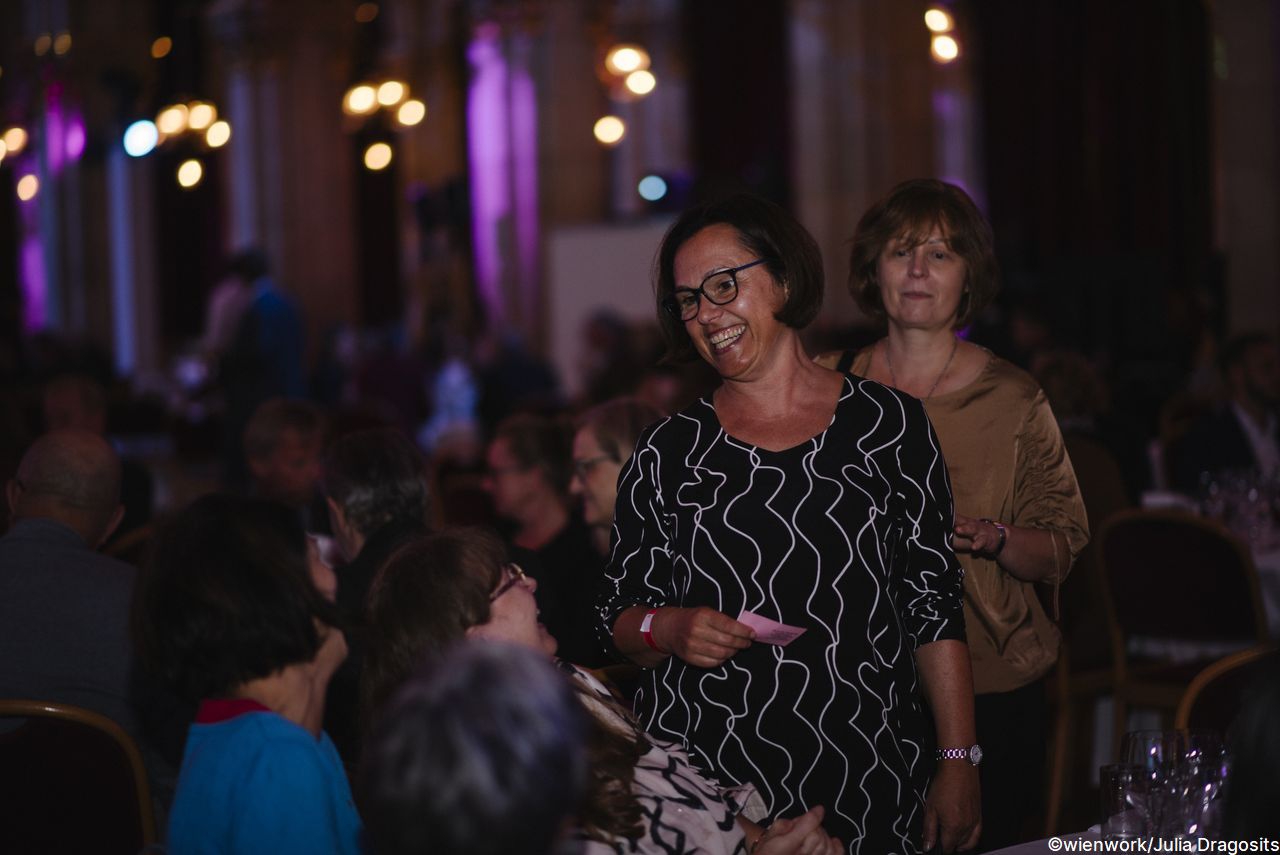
[598,375,967,854]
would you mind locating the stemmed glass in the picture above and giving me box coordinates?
[1118,729,1227,839]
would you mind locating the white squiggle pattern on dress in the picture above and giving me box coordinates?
[598,376,965,854]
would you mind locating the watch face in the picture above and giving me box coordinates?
[969,744,984,765]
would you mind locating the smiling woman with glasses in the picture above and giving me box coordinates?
[599,193,980,853]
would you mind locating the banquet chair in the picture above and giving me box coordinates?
[1098,509,1270,752]
[1174,643,1279,732]
[0,699,157,854]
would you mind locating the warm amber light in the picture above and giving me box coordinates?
[924,8,954,33]
[206,120,232,148]
[355,2,379,23]
[625,70,656,96]
[3,127,27,155]
[344,84,378,115]
[34,34,51,57]
[157,104,189,135]
[593,116,626,146]
[364,142,393,171]
[0,140,6,164]
[151,36,172,59]
[177,159,203,188]
[188,102,216,130]
[17,174,39,201]
[931,34,960,63]
[53,32,72,55]
[604,45,649,76]
[397,99,426,126]
[377,80,406,106]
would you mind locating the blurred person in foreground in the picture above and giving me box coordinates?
[817,178,1087,851]
[362,527,841,854]
[484,412,605,666]
[321,427,431,766]
[134,494,360,853]
[602,193,977,853]
[361,639,590,855]
[570,397,665,556]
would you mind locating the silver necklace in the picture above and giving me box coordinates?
[883,336,958,399]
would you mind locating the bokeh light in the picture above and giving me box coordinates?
[605,45,650,76]
[205,120,232,148]
[151,36,172,59]
[355,3,379,23]
[0,140,6,164]
[34,34,51,57]
[123,120,159,157]
[65,119,85,160]
[3,127,28,155]
[638,175,668,202]
[344,84,378,115]
[377,81,406,106]
[53,32,72,55]
[625,70,657,96]
[931,34,960,63]
[157,104,189,135]
[177,159,203,188]
[397,99,426,126]
[364,142,393,171]
[593,116,626,145]
[188,102,216,130]
[924,8,954,33]
[17,174,39,201]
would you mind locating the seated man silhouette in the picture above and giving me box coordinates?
[1172,332,1280,492]
[0,429,185,804]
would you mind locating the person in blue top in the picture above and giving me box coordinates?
[134,494,361,854]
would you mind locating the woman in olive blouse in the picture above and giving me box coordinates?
[818,179,1088,852]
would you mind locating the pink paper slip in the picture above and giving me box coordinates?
[736,610,807,646]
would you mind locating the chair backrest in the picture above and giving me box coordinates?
[0,699,157,854]
[1175,644,1280,731]
[1098,509,1269,649]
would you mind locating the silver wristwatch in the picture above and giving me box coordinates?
[936,744,983,766]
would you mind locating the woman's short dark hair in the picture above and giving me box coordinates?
[133,494,342,701]
[848,178,1000,329]
[493,413,574,498]
[655,193,824,362]
[361,640,590,855]
[361,528,506,725]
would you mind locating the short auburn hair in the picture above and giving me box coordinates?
[848,178,999,329]
[654,193,824,363]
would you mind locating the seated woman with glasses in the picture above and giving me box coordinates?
[361,527,842,854]
[133,494,360,853]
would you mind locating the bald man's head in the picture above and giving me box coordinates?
[7,429,124,546]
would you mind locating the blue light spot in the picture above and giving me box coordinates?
[123,120,158,157]
[638,174,667,202]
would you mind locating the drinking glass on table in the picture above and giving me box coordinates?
[1118,729,1227,839]
[1100,763,1147,841]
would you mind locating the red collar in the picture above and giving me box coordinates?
[195,697,272,724]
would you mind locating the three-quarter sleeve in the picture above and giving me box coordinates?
[1012,390,1090,582]
[889,392,968,649]
[595,424,673,657]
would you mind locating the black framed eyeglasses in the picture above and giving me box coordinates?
[489,563,527,601]
[662,258,767,321]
